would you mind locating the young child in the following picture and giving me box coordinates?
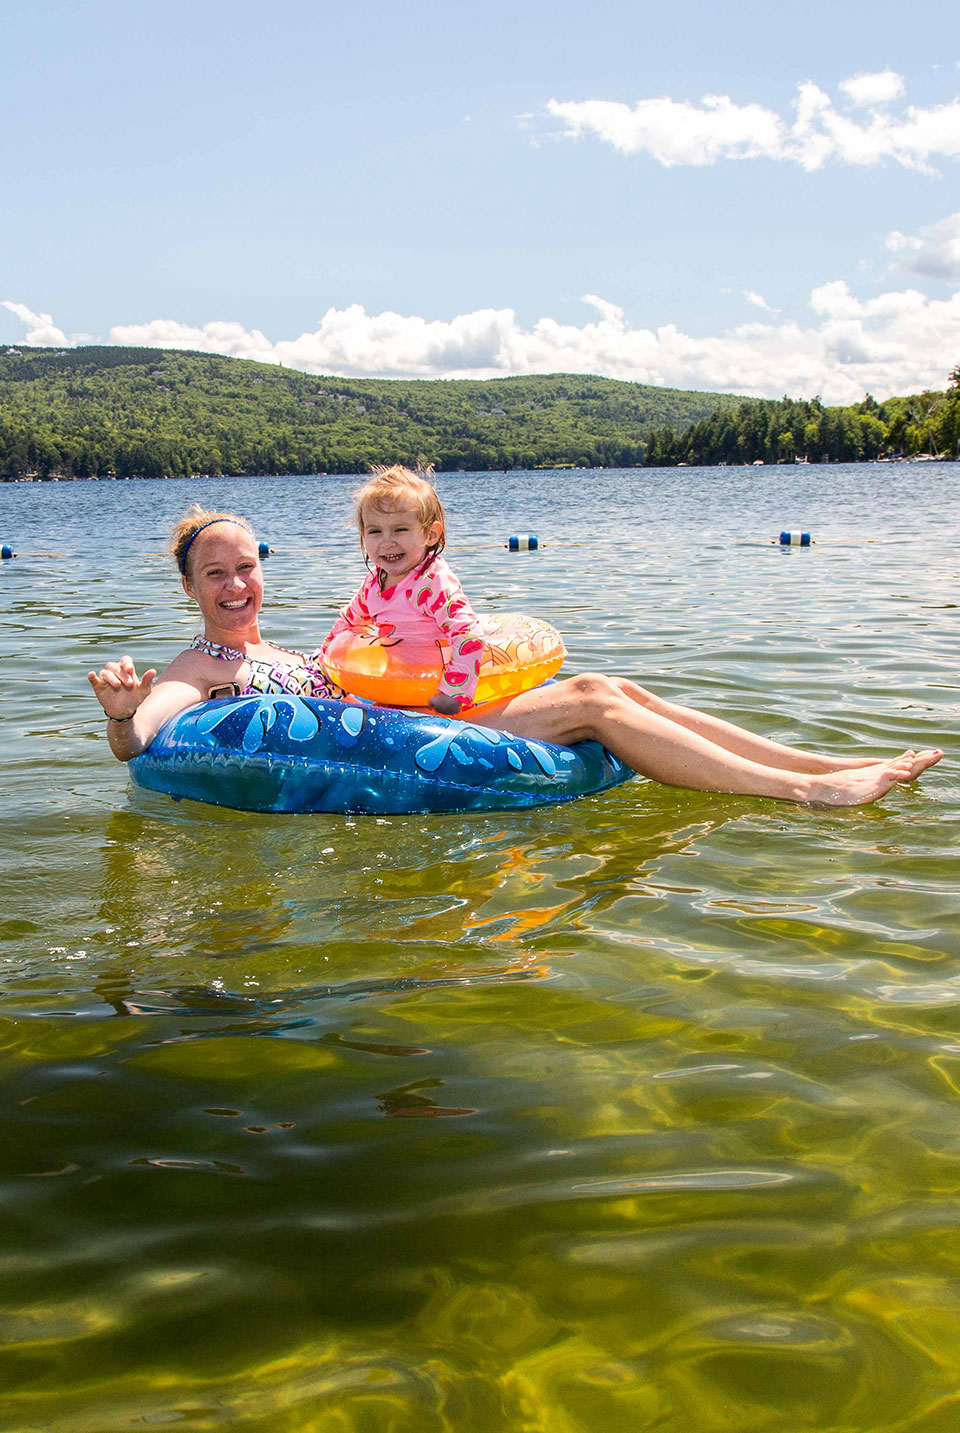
[320,465,486,714]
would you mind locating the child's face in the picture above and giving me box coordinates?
[361,501,441,584]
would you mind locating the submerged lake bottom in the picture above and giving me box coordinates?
[1,464,958,1432]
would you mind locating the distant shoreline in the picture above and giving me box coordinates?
[2,346,956,480]
[4,455,955,485]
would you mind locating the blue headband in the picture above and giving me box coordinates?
[178,518,254,574]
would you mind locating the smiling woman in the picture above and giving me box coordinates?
[87,505,342,762]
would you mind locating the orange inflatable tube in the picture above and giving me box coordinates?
[323,612,566,709]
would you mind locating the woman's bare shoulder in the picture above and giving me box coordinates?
[155,645,239,688]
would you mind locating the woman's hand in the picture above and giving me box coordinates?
[87,656,158,720]
[88,651,207,763]
[429,692,463,717]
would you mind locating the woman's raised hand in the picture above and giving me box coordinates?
[87,655,158,720]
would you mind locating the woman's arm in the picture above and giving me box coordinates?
[87,653,208,761]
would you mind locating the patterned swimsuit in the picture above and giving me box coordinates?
[190,635,343,700]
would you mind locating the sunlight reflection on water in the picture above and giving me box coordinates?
[1,464,958,1431]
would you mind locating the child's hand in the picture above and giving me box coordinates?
[428,692,463,717]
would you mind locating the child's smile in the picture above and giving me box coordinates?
[362,502,441,586]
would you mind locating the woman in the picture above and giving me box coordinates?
[88,507,344,763]
[89,507,942,805]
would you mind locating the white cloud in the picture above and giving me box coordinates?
[545,94,783,167]
[885,211,960,281]
[809,280,862,319]
[545,74,960,173]
[581,293,627,325]
[743,290,778,314]
[839,70,905,107]
[107,317,280,364]
[1,300,71,347]
[4,287,959,404]
[885,230,923,252]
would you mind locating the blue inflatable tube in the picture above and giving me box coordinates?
[129,695,633,815]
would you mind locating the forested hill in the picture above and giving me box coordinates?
[3,345,956,478]
[0,346,739,479]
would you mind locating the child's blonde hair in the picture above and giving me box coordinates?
[171,504,254,577]
[353,464,446,563]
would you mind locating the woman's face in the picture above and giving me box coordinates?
[182,526,263,630]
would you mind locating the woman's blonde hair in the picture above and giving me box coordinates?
[353,465,446,563]
[171,505,254,578]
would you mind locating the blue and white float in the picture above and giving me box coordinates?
[129,694,632,814]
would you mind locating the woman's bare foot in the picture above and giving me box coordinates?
[897,749,943,780]
[817,748,916,772]
[801,751,941,806]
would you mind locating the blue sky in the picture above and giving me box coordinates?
[2,0,958,400]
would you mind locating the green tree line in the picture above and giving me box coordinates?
[643,369,960,467]
[1,346,957,479]
[0,347,735,479]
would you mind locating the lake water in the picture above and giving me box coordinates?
[1,463,958,1433]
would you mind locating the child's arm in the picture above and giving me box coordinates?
[415,561,486,713]
[319,574,375,656]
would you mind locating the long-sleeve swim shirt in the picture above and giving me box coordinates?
[321,555,486,709]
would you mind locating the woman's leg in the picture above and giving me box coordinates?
[609,678,909,774]
[469,674,941,805]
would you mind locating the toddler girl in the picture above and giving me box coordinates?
[321,466,485,714]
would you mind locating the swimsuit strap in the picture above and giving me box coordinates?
[190,634,308,664]
[190,634,246,662]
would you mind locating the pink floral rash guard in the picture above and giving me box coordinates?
[320,555,486,710]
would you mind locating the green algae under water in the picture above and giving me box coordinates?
[1,465,959,1433]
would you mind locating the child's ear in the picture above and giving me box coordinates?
[426,520,443,548]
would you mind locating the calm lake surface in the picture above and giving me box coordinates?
[1,464,958,1433]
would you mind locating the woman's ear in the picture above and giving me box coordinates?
[181,575,195,600]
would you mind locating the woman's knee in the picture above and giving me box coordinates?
[614,677,657,708]
[564,672,624,714]
[568,672,654,703]
[566,672,655,707]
